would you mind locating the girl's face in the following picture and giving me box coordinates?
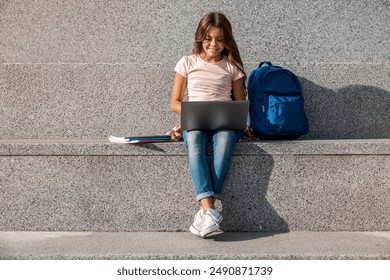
[201,27,225,62]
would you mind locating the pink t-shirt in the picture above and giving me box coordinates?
[174,54,244,101]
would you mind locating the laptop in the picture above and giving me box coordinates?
[181,100,249,131]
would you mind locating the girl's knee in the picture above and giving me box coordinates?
[214,130,240,147]
[184,130,208,154]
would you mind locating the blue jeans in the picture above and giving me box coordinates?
[183,130,241,201]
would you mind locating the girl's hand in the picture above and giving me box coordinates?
[240,126,253,141]
[165,123,182,141]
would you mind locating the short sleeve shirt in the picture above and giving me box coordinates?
[174,54,244,101]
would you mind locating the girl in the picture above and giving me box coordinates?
[170,12,246,238]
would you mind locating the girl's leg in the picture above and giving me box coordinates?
[183,130,215,201]
[210,130,241,198]
[200,197,214,209]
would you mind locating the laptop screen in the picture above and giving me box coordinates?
[181,101,249,131]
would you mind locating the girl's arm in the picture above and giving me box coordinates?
[232,77,246,101]
[233,77,251,140]
[170,73,187,115]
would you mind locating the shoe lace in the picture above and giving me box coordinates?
[204,210,219,225]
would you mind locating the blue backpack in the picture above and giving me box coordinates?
[248,61,309,140]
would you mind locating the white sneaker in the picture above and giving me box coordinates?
[200,208,223,238]
[189,209,205,237]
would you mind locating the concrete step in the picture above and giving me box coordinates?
[1,231,389,260]
[1,139,389,232]
[1,63,389,139]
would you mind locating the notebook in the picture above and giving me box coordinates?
[181,100,249,131]
[109,135,171,143]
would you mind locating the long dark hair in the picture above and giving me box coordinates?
[193,12,246,86]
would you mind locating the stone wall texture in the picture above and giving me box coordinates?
[1,0,389,139]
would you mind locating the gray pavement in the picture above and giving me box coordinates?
[1,231,389,260]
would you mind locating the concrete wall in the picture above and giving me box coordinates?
[1,0,389,139]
